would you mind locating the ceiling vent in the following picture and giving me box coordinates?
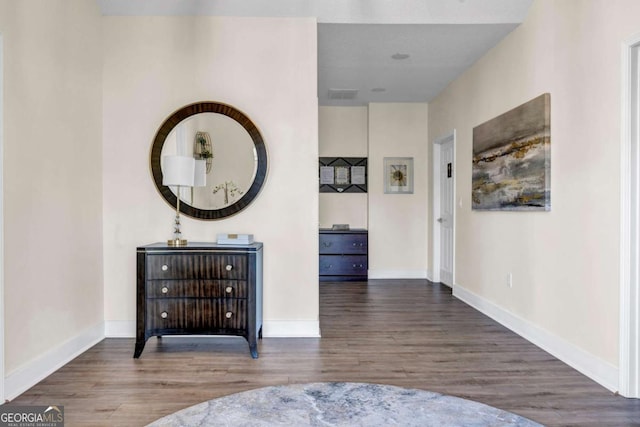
[328,89,359,100]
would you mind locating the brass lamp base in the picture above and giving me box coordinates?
[167,238,188,247]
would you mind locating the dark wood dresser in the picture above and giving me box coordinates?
[134,242,263,359]
[319,229,368,281]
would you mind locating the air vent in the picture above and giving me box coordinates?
[391,53,410,60]
[328,89,359,100]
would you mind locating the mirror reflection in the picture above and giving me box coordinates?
[161,113,258,209]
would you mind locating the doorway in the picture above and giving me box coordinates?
[621,35,640,399]
[432,131,456,287]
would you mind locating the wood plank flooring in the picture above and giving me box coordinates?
[7,280,640,426]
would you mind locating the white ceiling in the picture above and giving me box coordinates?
[98,0,533,106]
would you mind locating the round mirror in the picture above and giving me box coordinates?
[150,102,267,220]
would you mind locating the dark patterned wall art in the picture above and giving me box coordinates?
[319,157,367,193]
[472,93,551,211]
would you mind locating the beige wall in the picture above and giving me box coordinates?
[319,106,368,229]
[369,103,429,278]
[429,0,640,368]
[0,0,104,375]
[102,17,319,335]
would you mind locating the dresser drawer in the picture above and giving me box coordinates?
[147,280,247,299]
[146,298,247,331]
[319,255,368,275]
[146,254,247,280]
[319,233,367,255]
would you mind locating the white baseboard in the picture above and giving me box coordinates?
[105,320,321,338]
[367,270,428,279]
[263,320,321,337]
[426,269,434,282]
[105,320,135,338]
[5,322,105,401]
[453,284,619,393]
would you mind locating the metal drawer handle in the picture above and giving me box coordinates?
[225,311,233,319]
[161,287,169,294]
[225,286,233,294]
[161,311,168,319]
[161,265,168,271]
[225,265,233,271]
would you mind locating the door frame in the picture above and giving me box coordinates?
[620,33,640,399]
[432,130,456,286]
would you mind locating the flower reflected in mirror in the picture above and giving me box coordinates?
[213,181,244,206]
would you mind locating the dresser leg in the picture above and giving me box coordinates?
[133,340,147,358]
[249,342,259,359]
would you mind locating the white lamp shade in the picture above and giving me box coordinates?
[162,155,195,187]
[194,159,207,187]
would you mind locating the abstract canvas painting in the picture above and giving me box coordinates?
[472,93,551,211]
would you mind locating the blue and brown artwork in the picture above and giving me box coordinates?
[472,93,550,211]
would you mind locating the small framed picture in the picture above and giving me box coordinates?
[351,166,366,185]
[319,166,335,185]
[384,157,414,194]
[334,166,350,185]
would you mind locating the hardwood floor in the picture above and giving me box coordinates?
[8,280,640,426]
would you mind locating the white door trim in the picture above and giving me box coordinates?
[620,33,640,399]
[432,130,456,286]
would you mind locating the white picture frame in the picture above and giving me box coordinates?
[384,157,414,194]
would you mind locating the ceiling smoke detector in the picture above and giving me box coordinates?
[328,89,359,100]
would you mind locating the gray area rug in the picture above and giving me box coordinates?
[148,382,543,426]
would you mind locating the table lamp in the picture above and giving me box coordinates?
[162,156,206,246]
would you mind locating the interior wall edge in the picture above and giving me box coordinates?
[0,31,5,404]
